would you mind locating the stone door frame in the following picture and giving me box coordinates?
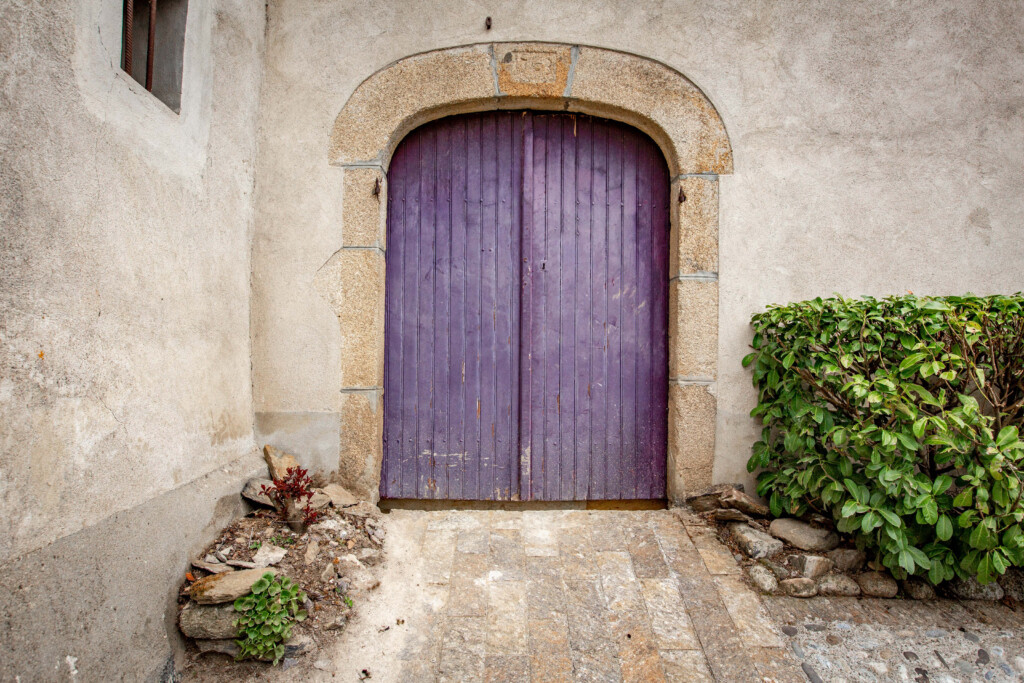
[318,42,733,503]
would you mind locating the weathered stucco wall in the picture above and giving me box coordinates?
[252,0,1024,498]
[0,0,266,679]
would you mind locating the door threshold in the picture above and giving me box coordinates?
[379,499,667,512]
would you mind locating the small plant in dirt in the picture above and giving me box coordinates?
[745,294,1024,585]
[261,466,322,532]
[233,573,307,664]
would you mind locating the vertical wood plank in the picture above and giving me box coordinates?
[574,116,593,500]
[383,111,668,501]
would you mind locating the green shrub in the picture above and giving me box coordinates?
[745,294,1024,585]
[233,573,307,664]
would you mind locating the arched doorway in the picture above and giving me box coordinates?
[321,42,731,504]
[381,111,669,500]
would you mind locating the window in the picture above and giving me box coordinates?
[121,0,189,112]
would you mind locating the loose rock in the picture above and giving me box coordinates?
[341,501,380,519]
[241,478,276,508]
[263,444,300,481]
[252,543,288,568]
[189,568,277,605]
[308,491,331,510]
[322,483,358,508]
[193,559,233,575]
[902,578,936,600]
[781,578,817,598]
[1000,567,1024,601]
[827,548,866,572]
[856,571,899,598]
[817,574,861,597]
[720,487,770,517]
[769,518,840,552]
[792,554,833,580]
[759,558,791,580]
[747,564,779,594]
[304,539,320,565]
[946,576,1004,601]
[179,603,239,640]
[195,639,241,657]
[685,483,741,512]
[712,508,749,522]
[730,523,784,559]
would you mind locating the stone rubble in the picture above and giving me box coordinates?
[729,522,783,558]
[792,554,833,580]
[178,445,386,676]
[768,518,839,552]
[855,571,899,598]
[781,577,818,597]
[826,547,866,572]
[816,574,861,597]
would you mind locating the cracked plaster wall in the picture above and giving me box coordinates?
[0,0,266,678]
[252,1,1024,496]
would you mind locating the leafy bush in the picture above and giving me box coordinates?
[745,294,1024,585]
[233,573,308,664]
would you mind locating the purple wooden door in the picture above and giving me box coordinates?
[382,111,668,501]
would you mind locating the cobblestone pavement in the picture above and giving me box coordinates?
[382,507,803,682]
[766,595,1024,682]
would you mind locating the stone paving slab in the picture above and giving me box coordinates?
[394,508,795,681]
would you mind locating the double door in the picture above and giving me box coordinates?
[381,111,669,500]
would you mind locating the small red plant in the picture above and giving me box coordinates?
[261,466,321,528]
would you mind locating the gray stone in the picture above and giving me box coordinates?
[712,508,749,522]
[817,574,861,597]
[759,558,791,580]
[801,662,824,683]
[998,567,1024,601]
[192,559,233,575]
[792,554,833,579]
[308,491,332,509]
[227,560,257,569]
[855,571,898,598]
[781,578,817,597]
[284,634,316,657]
[342,501,380,519]
[322,483,359,507]
[179,603,240,640]
[242,478,276,508]
[947,576,1004,601]
[902,578,936,600]
[195,639,241,657]
[252,543,288,567]
[730,523,784,559]
[304,539,320,565]
[188,568,277,605]
[685,483,741,512]
[719,487,770,517]
[827,548,866,572]
[747,564,779,594]
[769,519,839,552]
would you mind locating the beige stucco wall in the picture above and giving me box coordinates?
[252,0,1024,498]
[0,0,266,678]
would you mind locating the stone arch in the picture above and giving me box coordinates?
[319,42,731,502]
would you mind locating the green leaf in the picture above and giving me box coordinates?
[996,426,1019,449]
[896,432,920,452]
[953,488,973,507]
[878,509,902,528]
[936,514,953,541]
[742,352,756,368]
